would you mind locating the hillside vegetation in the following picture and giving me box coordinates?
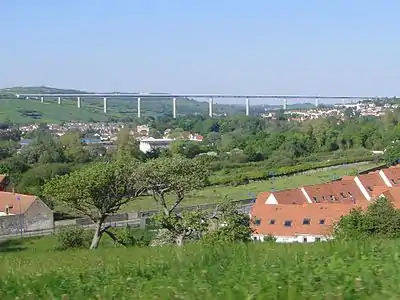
[0,86,248,123]
[0,237,398,299]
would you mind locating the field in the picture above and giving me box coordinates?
[0,236,398,299]
[122,162,379,211]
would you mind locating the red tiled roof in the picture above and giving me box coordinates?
[381,187,400,208]
[0,192,37,215]
[302,180,368,204]
[382,166,400,186]
[357,172,387,193]
[251,203,363,236]
[271,189,308,205]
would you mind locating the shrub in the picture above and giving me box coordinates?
[55,225,91,250]
[117,226,154,247]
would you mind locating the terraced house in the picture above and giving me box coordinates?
[251,165,400,243]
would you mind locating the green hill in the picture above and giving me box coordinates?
[0,86,230,123]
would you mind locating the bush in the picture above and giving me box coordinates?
[55,225,91,250]
[117,226,154,247]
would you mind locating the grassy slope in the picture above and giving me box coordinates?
[0,86,247,123]
[121,162,378,211]
[0,236,397,299]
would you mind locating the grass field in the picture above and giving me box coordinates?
[122,162,379,211]
[0,236,398,299]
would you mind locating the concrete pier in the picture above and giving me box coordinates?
[209,97,213,117]
[137,97,141,118]
[172,97,177,119]
[103,97,107,113]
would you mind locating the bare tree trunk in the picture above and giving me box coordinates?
[175,234,184,246]
[90,222,103,250]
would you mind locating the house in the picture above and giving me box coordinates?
[0,192,54,236]
[251,203,361,243]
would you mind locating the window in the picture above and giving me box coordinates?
[315,237,321,242]
[269,219,276,225]
[319,219,325,225]
[340,192,347,198]
[367,186,373,192]
[284,220,292,227]
[330,195,335,201]
[348,192,352,196]
[303,218,311,225]
[392,179,396,184]
[303,237,307,243]
[5,207,9,215]
[255,219,261,226]
[253,237,258,241]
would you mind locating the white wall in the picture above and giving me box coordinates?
[252,234,332,243]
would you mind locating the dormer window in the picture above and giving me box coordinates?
[303,218,311,225]
[255,219,261,225]
[269,219,276,225]
[340,192,347,198]
[367,186,373,192]
[319,219,326,225]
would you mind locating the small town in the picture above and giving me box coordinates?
[2,1,400,298]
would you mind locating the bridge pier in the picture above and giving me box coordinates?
[137,97,141,118]
[209,97,213,117]
[77,97,81,108]
[172,97,177,119]
[283,98,287,110]
[103,97,107,113]
[245,98,250,116]
[40,97,44,103]
[57,97,61,105]
[315,97,319,108]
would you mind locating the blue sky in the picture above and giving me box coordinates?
[1,0,400,103]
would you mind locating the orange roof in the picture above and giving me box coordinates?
[302,180,368,204]
[270,189,308,205]
[252,203,362,236]
[382,166,400,186]
[381,187,400,208]
[0,192,37,215]
[357,172,387,193]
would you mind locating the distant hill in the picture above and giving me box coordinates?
[0,86,248,123]
[0,86,317,124]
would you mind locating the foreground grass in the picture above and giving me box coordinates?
[123,162,379,211]
[0,236,398,299]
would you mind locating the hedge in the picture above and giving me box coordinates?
[209,155,379,186]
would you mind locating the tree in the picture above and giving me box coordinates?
[335,197,400,240]
[60,131,90,163]
[135,156,209,245]
[43,160,143,249]
[203,203,254,244]
[115,128,142,160]
[384,141,400,166]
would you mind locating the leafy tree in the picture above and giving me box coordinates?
[115,128,142,160]
[44,160,143,249]
[203,203,254,244]
[60,131,90,163]
[153,210,208,246]
[384,141,400,166]
[335,197,400,240]
[135,156,209,245]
